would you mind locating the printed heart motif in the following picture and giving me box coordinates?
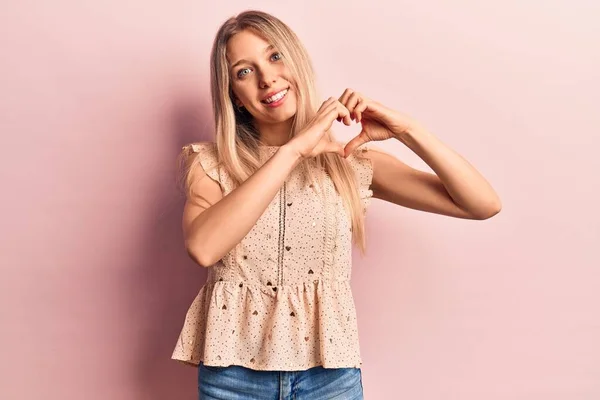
[285,246,291,251]
[304,336,309,341]
[253,310,258,315]
[222,305,227,310]
[290,312,295,317]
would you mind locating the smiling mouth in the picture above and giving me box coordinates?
[261,87,290,104]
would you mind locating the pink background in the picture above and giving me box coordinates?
[1,1,598,399]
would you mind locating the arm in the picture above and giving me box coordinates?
[337,88,501,220]
[366,125,502,219]
[185,97,357,267]
[183,145,301,267]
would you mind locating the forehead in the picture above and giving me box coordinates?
[226,30,273,65]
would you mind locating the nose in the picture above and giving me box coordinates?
[258,66,277,89]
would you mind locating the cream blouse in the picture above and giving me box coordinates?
[171,141,373,371]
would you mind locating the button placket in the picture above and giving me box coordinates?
[321,170,336,274]
[276,181,288,286]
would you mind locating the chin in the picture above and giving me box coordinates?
[276,112,297,124]
[267,101,297,123]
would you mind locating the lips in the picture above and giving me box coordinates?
[261,87,290,104]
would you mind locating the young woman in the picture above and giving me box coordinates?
[172,10,501,400]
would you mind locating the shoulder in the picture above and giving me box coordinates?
[179,141,220,182]
[347,142,390,161]
[181,141,217,157]
[346,142,396,177]
[346,143,374,176]
[345,142,396,193]
[180,141,218,164]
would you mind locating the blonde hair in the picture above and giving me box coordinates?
[178,10,369,255]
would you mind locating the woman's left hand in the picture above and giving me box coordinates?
[337,88,419,157]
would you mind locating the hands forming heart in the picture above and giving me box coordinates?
[287,88,419,159]
[336,88,418,157]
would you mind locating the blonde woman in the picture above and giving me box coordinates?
[172,9,501,400]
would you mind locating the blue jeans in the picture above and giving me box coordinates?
[198,361,364,399]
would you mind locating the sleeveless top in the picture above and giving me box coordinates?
[171,141,373,371]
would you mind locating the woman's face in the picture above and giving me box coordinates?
[226,30,297,126]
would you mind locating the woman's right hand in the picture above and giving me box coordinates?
[285,97,353,159]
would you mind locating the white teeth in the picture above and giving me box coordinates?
[264,89,288,104]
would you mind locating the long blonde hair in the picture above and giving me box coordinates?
[178,10,369,255]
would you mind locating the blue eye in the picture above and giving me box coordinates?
[235,53,281,79]
[237,68,251,78]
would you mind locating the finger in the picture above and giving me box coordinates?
[325,101,350,126]
[338,88,354,108]
[318,96,342,122]
[354,98,368,123]
[320,97,340,121]
[344,131,370,157]
[346,92,361,120]
[318,96,337,113]
[336,101,352,126]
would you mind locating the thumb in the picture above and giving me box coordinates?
[343,131,369,158]
[325,141,346,157]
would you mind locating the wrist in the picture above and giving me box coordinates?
[394,122,429,144]
[279,143,304,166]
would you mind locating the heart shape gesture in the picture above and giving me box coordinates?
[286,90,418,159]
[337,88,418,158]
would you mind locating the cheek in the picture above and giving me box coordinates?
[231,81,253,102]
[288,88,299,107]
[231,87,244,102]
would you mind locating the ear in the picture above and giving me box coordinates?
[230,91,243,108]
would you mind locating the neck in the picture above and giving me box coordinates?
[253,118,294,146]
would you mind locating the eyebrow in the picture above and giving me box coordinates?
[230,44,275,69]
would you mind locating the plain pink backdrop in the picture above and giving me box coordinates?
[1,1,598,399]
